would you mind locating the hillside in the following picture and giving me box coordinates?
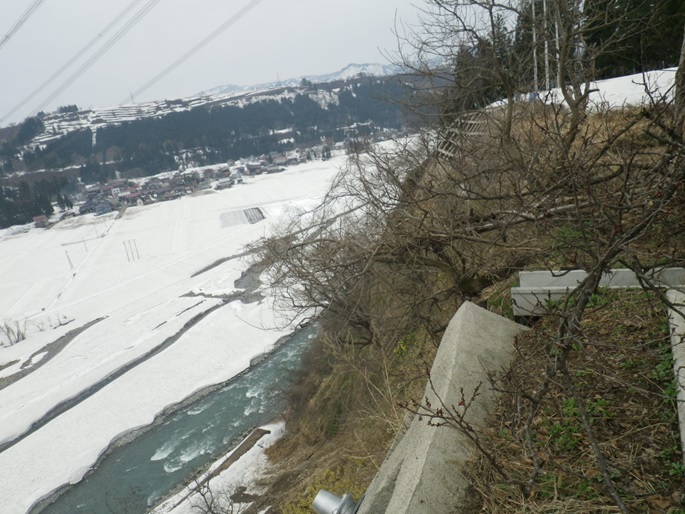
[0,66,414,229]
[0,65,410,179]
[232,64,685,513]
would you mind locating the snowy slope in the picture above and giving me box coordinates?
[198,62,401,96]
[489,68,677,109]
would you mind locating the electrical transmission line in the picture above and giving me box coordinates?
[1,0,147,122]
[0,0,48,52]
[125,0,267,104]
[27,0,162,117]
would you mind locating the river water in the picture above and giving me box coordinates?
[39,326,314,514]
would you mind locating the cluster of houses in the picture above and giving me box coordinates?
[78,173,203,215]
[226,149,307,175]
[71,147,331,219]
[73,153,296,217]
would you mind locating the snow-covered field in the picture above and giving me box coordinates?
[0,157,344,514]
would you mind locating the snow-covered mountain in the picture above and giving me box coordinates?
[24,63,402,149]
[198,63,402,97]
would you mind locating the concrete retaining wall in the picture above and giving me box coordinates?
[356,302,526,514]
[512,268,685,316]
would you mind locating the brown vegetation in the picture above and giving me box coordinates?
[467,289,683,513]
[233,2,685,512]
[243,96,685,512]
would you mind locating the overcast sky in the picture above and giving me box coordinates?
[0,0,421,125]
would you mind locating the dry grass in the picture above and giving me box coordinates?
[466,289,684,513]
[243,326,438,514]
[242,101,685,513]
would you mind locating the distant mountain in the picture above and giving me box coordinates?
[0,70,411,182]
[2,63,404,151]
[199,63,403,97]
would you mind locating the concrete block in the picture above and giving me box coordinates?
[511,286,572,316]
[519,269,591,288]
[356,302,526,514]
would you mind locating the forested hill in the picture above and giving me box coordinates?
[0,75,410,180]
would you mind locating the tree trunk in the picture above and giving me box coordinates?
[675,22,685,136]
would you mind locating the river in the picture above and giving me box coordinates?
[38,325,314,514]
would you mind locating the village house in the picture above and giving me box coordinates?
[272,154,288,167]
[33,215,48,228]
[119,192,143,205]
[85,184,102,198]
[100,180,127,198]
[246,162,262,174]
[95,202,113,216]
[215,177,234,190]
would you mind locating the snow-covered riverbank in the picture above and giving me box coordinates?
[0,156,344,513]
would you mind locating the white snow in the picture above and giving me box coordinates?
[0,156,345,514]
[489,68,677,110]
[151,422,286,514]
[585,68,676,109]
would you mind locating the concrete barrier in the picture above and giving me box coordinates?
[666,290,685,467]
[512,268,685,316]
[518,268,685,288]
[356,302,526,514]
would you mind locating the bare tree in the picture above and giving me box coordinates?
[253,4,685,510]
[0,320,27,347]
[189,480,247,514]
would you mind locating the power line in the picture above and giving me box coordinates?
[125,0,267,104]
[1,0,147,122]
[0,0,48,52]
[28,0,162,117]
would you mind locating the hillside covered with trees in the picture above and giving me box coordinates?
[0,77,408,177]
[0,76,410,228]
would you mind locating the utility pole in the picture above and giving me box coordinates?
[123,239,140,262]
[543,0,550,91]
[555,5,560,90]
[532,0,539,91]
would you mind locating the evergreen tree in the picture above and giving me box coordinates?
[34,194,53,217]
[585,0,685,78]
[16,116,45,145]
